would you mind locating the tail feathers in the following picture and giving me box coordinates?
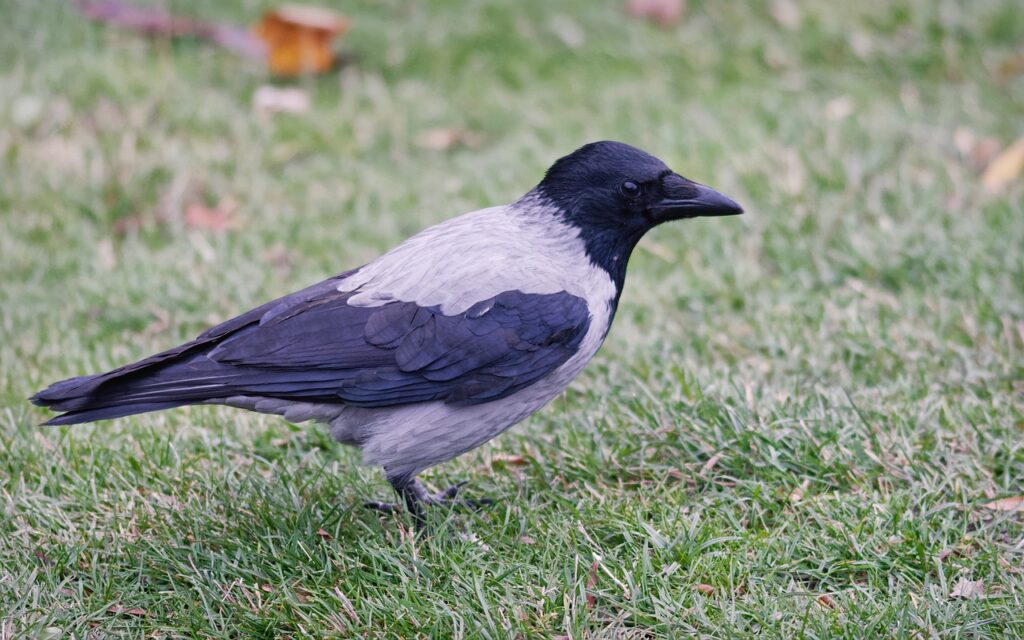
[30,351,230,425]
[39,401,192,426]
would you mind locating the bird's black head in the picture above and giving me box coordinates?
[532,141,742,290]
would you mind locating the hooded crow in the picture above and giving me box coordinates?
[32,141,742,526]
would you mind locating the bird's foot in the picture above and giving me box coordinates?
[364,478,493,527]
[418,480,494,510]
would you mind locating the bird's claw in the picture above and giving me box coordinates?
[363,500,399,513]
[429,481,468,504]
[364,480,493,522]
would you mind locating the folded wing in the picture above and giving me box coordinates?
[32,274,591,425]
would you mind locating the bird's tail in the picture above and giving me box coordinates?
[30,343,226,425]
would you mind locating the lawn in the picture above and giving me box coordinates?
[1,0,1022,637]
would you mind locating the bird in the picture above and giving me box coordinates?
[31,141,742,527]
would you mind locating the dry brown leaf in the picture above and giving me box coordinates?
[253,86,311,115]
[694,583,714,596]
[261,583,274,593]
[950,576,985,600]
[77,0,265,59]
[982,137,1024,193]
[106,605,148,617]
[954,127,1003,168]
[699,452,724,478]
[789,478,810,503]
[184,198,236,232]
[626,0,686,27]
[817,594,836,609]
[981,496,1024,512]
[585,560,599,609]
[254,5,349,75]
[316,528,333,540]
[414,128,482,151]
[995,54,1024,82]
[491,453,529,467]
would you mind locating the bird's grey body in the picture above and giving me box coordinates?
[32,141,742,526]
[219,196,617,478]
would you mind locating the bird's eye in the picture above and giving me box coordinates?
[620,181,641,198]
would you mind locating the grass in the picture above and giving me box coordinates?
[1,0,1022,636]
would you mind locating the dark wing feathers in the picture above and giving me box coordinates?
[209,288,591,406]
[32,276,592,424]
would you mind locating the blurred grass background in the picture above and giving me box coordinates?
[1,0,1022,637]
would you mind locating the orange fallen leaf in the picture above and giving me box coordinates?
[107,605,148,617]
[817,594,836,609]
[254,4,349,76]
[981,496,1024,512]
[694,583,714,596]
[981,137,1024,193]
[626,0,686,27]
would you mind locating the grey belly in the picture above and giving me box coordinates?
[215,375,569,477]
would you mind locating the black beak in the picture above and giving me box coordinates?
[650,173,743,222]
